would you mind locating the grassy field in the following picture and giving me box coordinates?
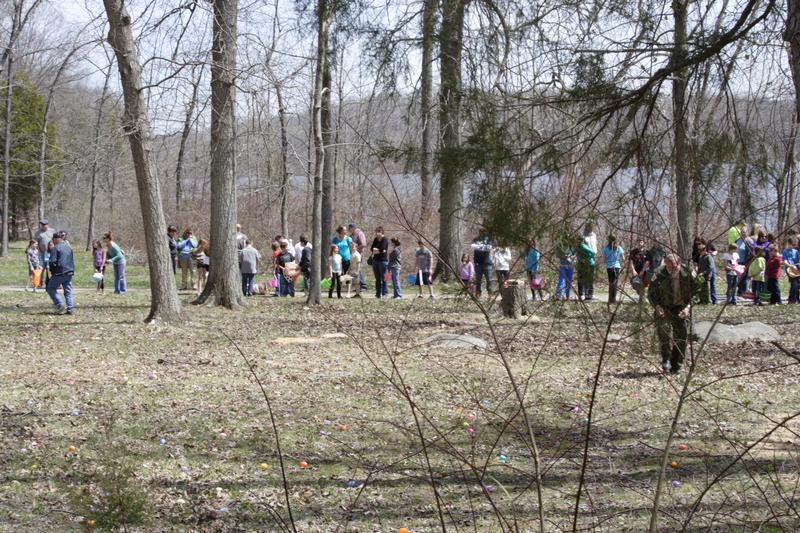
[1,245,799,531]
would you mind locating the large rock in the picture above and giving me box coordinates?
[421,333,489,350]
[692,321,780,344]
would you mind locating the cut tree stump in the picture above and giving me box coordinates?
[500,284,527,319]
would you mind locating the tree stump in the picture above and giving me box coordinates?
[500,284,527,319]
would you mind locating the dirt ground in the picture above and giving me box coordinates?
[1,288,799,532]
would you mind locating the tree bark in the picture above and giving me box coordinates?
[671,0,692,259]
[176,65,201,217]
[321,54,333,274]
[1,41,14,258]
[435,0,466,281]
[308,0,328,305]
[195,0,242,309]
[419,0,436,224]
[86,64,113,251]
[275,80,290,237]
[102,0,182,323]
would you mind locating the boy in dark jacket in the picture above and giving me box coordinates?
[47,232,75,315]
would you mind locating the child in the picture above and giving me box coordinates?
[748,247,766,306]
[697,244,717,304]
[459,253,474,294]
[92,239,106,294]
[723,243,740,305]
[415,240,434,299]
[782,239,799,303]
[494,246,512,288]
[276,240,295,297]
[389,237,402,299]
[26,240,41,292]
[194,239,210,295]
[349,241,362,298]
[525,239,544,301]
[601,235,624,304]
[328,244,342,299]
[766,245,782,305]
[556,239,576,301]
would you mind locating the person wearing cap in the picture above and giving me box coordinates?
[46,231,75,314]
[35,220,54,288]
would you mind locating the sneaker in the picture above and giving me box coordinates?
[429,295,434,300]
[66,310,73,315]
[417,295,424,299]
[661,361,671,373]
[54,305,66,315]
[669,366,681,374]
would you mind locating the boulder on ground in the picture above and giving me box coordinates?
[692,321,779,344]
[421,333,488,350]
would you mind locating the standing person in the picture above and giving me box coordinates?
[349,241,362,298]
[749,247,766,306]
[389,237,402,299]
[415,240,434,299]
[691,236,707,268]
[299,235,312,292]
[193,239,210,295]
[470,227,494,298]
[602,235,625,304]
[26,240,42,292]
[459,253,475,294]
[348,223,368,291]
[235,224,248,251]
[727,221,745,246]
[276,240,296,297]
[629,239,651,299]
[370,227,390,299]
[494,246,512,288]
[648,254,694,374]
[576,236,596,301]
[736,229,753,296]
[46,232,75,315]
[783,238,800,304]
[766,245,782,305]
[525,239,544,301]
[177,229,198,290]
[328,244,343,299]
[332,226,353,274]
[294,238,304,272]
[270,241,280,297]
[239,239,261,296]
[581,222,598,299]
[35,220,54,288]
[167,226,178,274]
[103,232,127,295]
[723,244,741,305]
[555,237,576,301]
[92,240,106,294]
[697,244,717,304]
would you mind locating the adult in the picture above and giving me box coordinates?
[525,238,544,301]
[602,235,625,304]
[46,232,75,315]
[576,237,596,301]
[648,253,695,374]
[348,223,368,290]
[276,240,296,297]
[176,229,198,290]
[727,221,745,246]
[370,226,389,299]
[299,235,312,291]
[415,240,434,299]
[167,225,178,274]
[34,219,54,288]
[581,222,598,300]
[103,231,127,295]
[736,228,754,296]
[629,239,651,297]
[470,227,494,297]
[332,226,353,274]
[239,239,261,296]
[235,224,248,251]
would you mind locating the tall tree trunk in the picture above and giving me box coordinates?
[275,81,290,237]
[195,0,241,309]
[419,0,436,224]
[778,118,798,233]
[308,0,328,305]
[102,0,182,323]
[671,0,692,259]
[176,65,201,217]
[784,10,800,231]
[435,0,466,281]
[86,64,113,251]
[321,54,333,274]
[1,45,14,257]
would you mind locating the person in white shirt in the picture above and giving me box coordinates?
[581,222,598,299]
[493,247,512,287]
[723,243,740,305]
[349,241,362,298]
[328,245,343,299]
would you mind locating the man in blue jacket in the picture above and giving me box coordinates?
[47,231,75,315]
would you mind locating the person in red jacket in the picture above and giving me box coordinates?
[766,245,782,305]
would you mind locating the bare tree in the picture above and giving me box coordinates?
[419,0,436,224]
[175,64,202,218]
[102,0,182,323]
[195,0,242,309]
[86,56,113,251]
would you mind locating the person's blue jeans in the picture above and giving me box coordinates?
[738,272,749,295]
[113,261,127,294]
[556,264,573,299]
[752,280,764,304]
[767,278,781,304]
[708,272,717,304]
[726,273,738,303]
[241,272,255,295]
[373,260,388,298]
[475,262,493,295]
[790,276,800,303]
[47,273,74,312]
[391,266,401,298]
